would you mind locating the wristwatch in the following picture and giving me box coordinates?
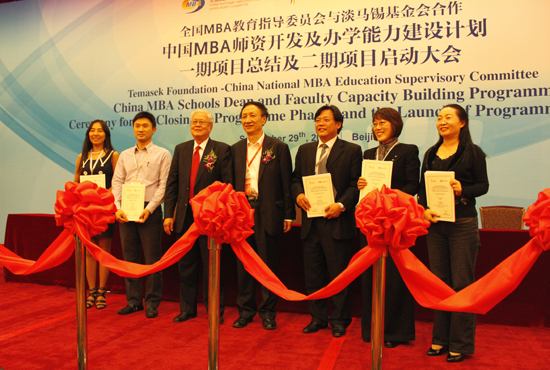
[337,202,345,212]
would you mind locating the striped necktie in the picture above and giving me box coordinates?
[318,143,328,174]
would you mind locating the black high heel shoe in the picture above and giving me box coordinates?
[86,288,97,309]
[95,287,107,310]
[427,346,448,356]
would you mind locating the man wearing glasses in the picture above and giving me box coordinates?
[164,109,233,324]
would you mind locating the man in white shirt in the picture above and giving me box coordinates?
[230,101,295,330]
[112,111,171,319]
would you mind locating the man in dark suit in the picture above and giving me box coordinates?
[231,101,295,330]
[291,105,362,337]
[164,109,233,324]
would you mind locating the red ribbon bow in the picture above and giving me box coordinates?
[355,186,430,251]
[191,181,255,245]
[524,188,550,251]
[54,181,116,236]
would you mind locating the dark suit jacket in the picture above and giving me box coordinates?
[231,135,295,236]
[164,138,233,234]
[291,137,362,240]
[363,143,420,196]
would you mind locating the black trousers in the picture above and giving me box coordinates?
[119,207,163,309]
[176,208,225,316]
[236,199,280,320]
[427,217,480,354]
[303,218,352,327]
[361,232,415,342]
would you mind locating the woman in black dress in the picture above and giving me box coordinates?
[358,107,420,348]
[73,120,119,309]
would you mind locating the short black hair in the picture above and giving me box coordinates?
[132,111,156,128]
[241,101,268,119]
[372,107,403,140]
[314,105,343,134]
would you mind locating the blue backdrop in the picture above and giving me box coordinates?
[1,0,549,242]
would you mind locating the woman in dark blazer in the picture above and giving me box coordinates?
[419,104,489,363]
[358,107,420,348]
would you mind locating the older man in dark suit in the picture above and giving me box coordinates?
[164,109,233,324]
[291,105,362,338]
[231,101,295,330]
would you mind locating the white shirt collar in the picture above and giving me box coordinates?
[318,136,337,149]
[194,137,209,151]
[135,141,154,152]
[247,133,265,146]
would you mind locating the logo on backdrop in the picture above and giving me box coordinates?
[182,0,206,13]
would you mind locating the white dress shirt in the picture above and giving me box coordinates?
[112,142,172,214]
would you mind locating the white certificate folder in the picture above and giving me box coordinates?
[424,171,455,222]
[359,159,393,200]
[122,184,146,222]
[302,173,335,218]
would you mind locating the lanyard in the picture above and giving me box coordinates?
[82,149,104,175]
[247,138,264,168]
[134,149,150,178]
[376,141,399,161]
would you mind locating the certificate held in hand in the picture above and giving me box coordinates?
[303,173,335,218]
[424,171,455,222]
[359,159,393,200]
[122,184,145,222]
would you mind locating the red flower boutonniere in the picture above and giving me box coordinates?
[203,149,218,172]
[261,147,276,164]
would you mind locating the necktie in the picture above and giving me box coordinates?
[189,146,200,199]
[318,143,328,174]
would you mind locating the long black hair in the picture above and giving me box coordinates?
[76,120,115,176]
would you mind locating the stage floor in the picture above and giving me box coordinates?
[1,276,550,370]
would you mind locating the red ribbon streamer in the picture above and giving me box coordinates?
[0,181,201,277]
[1,182,549,313]
[0,229,74,274]
[355,186,550,314]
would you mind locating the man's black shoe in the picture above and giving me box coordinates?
[173,312,197,323]
[117,304,144,315]
[232,317,253,328]
[302,321,328,334]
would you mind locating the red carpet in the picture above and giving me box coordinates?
[1,272,550,370]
